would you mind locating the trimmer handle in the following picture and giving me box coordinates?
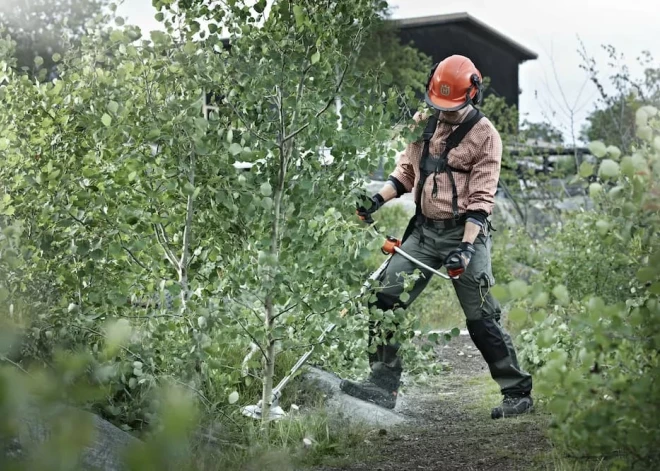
[381,236,401,255]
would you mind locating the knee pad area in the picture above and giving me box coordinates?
[466,318,509,364]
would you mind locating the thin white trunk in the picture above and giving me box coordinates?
[261,179,284,422]
[179,153,195,311]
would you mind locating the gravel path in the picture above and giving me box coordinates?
[313,334,551,471]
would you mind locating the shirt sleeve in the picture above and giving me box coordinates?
[389,142,419,194]
[466,129,502,215]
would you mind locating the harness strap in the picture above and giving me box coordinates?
[415,112,439,210]
[416,109,484,220]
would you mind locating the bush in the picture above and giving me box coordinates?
[498,109,660,468]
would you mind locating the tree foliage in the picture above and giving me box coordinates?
[0,0,111,77]
[520,119,564,146]
[497,105,660,468]
[356,6,432,121]
[581,47,660,152]
[0,0,434,434]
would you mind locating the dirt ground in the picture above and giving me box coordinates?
[313,334,552,471]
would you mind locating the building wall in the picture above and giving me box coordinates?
[397,22,522,109]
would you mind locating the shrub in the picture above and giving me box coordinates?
[500,108,660,468]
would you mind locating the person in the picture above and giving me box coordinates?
[340,55,533,419]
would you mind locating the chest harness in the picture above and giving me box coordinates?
[414,108,484,222]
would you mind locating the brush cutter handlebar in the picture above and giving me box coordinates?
[380,235,451,280]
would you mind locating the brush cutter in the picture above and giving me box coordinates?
[241,234,451,421]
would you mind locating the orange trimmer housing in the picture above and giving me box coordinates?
[381,236,402,255]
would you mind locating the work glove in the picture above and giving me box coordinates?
[356,194,383,225]
[444,242,476,279]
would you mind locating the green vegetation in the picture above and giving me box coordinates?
[0,1,659,470]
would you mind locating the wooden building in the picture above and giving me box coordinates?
[393,12,537,109]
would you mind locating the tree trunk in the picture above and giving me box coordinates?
[179,153,195,311]
[260,183,284,422]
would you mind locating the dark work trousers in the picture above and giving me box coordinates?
[367,221,533,397]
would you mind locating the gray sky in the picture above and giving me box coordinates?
[117,0,660,143]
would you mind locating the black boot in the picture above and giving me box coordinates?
[340,363,399,409]
[491,394,534,419]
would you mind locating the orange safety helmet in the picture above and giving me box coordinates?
[424,55,483,111]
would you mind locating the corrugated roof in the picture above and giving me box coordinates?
[392,12,538,61]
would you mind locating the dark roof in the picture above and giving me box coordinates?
[392,12,538,62]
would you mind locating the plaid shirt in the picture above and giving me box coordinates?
[390,108,502,220]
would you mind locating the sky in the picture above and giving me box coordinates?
[117,0,660,143]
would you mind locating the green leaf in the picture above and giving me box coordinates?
[34,56,44,67]
[293,5,304,26]
[606,145,621,160]
[508,308,527,325]
[183,182,196,196]
[531,310,546,323]
[649,282,660,295]
[587,183,602,199]
[508,280,529,299]
[0,138,9,151]
[184,41,196,55]
[587,297,605,312]
[399,292,410,303]
[637,126,653,142]
[254,0,266,13]
[101,114,112,127]
[552,285,570,305]
[588,140,607,158]
[108,101,119,114]
[0,286,9,303]
[620,156,634,177]
[637,267,656,283]
[595,219,610,235]
[450,327,460,337]
[261,197,273,210]
[491,285,509,302]
[311,51,320,65]
[110,30,124,42]
[52,53,62,62]
[50,81,63,96]
[598,159,620,179]
[155,12,164,22]
[229,143,242,156]
[228,391,239,404]
[532,292,549,308]
[578,162,594,178]
[260,182,272,197]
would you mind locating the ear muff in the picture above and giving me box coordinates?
[470,73,483,106]
[425,62,439,92]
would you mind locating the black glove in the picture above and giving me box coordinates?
[356,194,384,224]
[444,242,476,279]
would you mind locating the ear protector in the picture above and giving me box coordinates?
[424,62,439,92]
[469,73,484,106]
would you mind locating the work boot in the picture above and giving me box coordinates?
[491,394,534,419]
[339,363,399,409]
[339,377,397,409]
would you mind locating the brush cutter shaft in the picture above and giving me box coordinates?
[393,246,451,280]
[268,256,393,402]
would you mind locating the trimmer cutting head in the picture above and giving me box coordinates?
[241,400,287,421]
